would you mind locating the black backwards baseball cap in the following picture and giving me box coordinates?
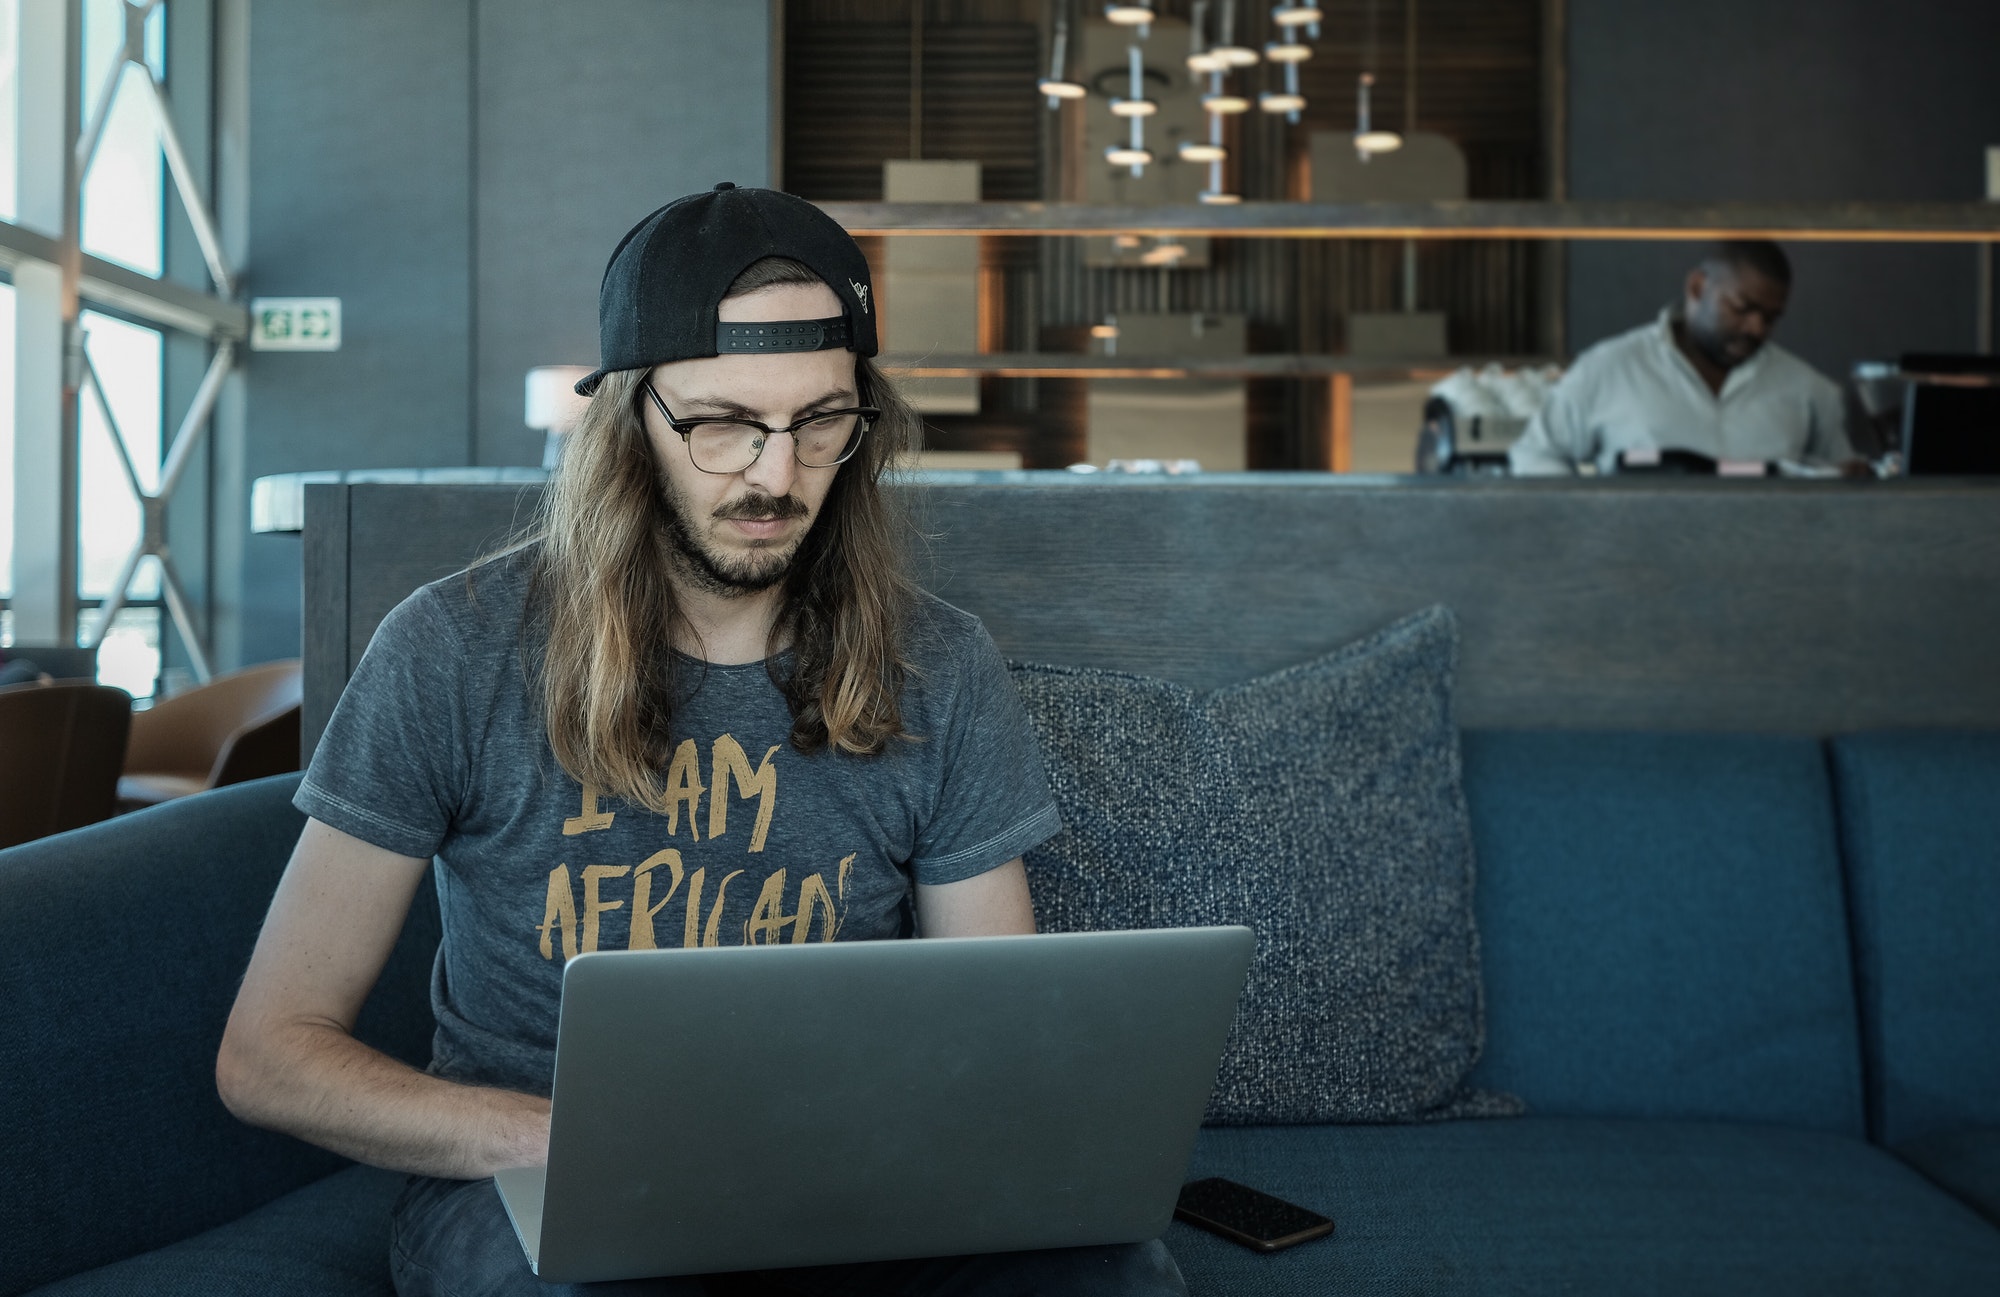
[574,182,876,396]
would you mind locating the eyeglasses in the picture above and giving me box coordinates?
[644,382,877,475]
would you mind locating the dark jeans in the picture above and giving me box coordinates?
[390,1175,1189,1297]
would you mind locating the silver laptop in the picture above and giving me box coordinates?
[492,925,1254,1283]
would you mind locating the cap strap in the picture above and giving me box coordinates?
[716,315,853,354]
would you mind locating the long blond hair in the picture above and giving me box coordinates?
[527,259,920,812]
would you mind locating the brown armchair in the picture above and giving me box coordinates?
[0,681,133,848]
[118,660,304,810]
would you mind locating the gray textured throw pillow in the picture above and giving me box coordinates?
[1010,605,1519,1125]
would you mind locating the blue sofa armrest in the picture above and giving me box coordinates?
[0,775,440,1295]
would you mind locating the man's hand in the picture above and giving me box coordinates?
[218,818,551,1178]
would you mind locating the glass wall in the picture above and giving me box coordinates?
[0,280,13,610]
[0,0,17,612]
[63,3,173,697]
[77,309,163,698]
[80,0,166,275]
[0,0,17,224]
[2,1,189,698]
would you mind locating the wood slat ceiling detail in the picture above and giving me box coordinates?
[787,16,1042,201]
[782,0,1550,466]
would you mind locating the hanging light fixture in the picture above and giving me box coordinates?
[1210,0,1259,68]
[1190,135,1234,201]
[1178,2,1236,198]
[1259,82,1307,118]
[1353,72,1404,157]
[1186,0,1225,73]
[1354,0,1403,158]
[1271,2,1323,39]
[1259,44,1307,120]
[1104,43,1155,173]
[1180,85,1228,163]
[1198,86,1241,201]
[1038,1,1087,106]
[1201,62,1252,115]
[1104,1,1154,38]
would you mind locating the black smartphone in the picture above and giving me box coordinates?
[1173,1177,1335,1253]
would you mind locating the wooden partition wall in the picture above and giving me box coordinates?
[302,476,2000,758]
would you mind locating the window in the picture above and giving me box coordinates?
[77,309,163,698]
[0,280,13,607]
[1,0,220,695]
[80,0,167,276]
[0,0,18,224]
[72,1,172,698]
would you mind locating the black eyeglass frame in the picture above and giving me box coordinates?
[643,381,878,474]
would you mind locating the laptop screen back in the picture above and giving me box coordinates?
[523,926,1253,1283]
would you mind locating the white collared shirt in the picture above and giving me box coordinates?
[1510,309,1853,475]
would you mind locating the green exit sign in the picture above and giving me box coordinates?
[249,297,342,351]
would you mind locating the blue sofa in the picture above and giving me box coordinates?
[4,728,1997,1295]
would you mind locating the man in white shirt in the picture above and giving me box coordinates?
[1510,241,1857,475]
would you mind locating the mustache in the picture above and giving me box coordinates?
[712,492,809,523]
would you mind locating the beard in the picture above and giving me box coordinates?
[656,471,812,597]
[1699,329,1760,369]
[1685,312,1761,371]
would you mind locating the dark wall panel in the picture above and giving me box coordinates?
[785,10,1041,201]
[238,0,773,662]
[1565,0,2000,376]
[305,479,2000,749]
[242,0,475,665]
[474,0,774,467]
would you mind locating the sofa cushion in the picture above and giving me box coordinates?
[1012,606,1513,1124]
[1173,1119,2000,1295]
[25,1165,400,1296]
[1461,731,1865,1134]
[1898,1128,2000,1230]
[0,775,440,1294]
[1830,731,2000,1146]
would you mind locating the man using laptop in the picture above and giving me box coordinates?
[218,184,1187,1295]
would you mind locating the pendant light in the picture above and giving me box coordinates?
[1179,3,1229,165]
[1271,2,1322,39]
[1354,0,1403,158]
[1186,1,1225,73]
[1209,0,1259,69]
[1354,72,1403,158]
[1259,48,1307,120]
[1104,43,1155,174]
[1038,1,1086,106]
[1180,93,1228,163]
[1196,75,1241,202]
[1105,1,1154,39]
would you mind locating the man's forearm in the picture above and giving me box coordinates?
[217,1020,548,1180]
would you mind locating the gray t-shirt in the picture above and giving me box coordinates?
[296,547,1060,1095]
